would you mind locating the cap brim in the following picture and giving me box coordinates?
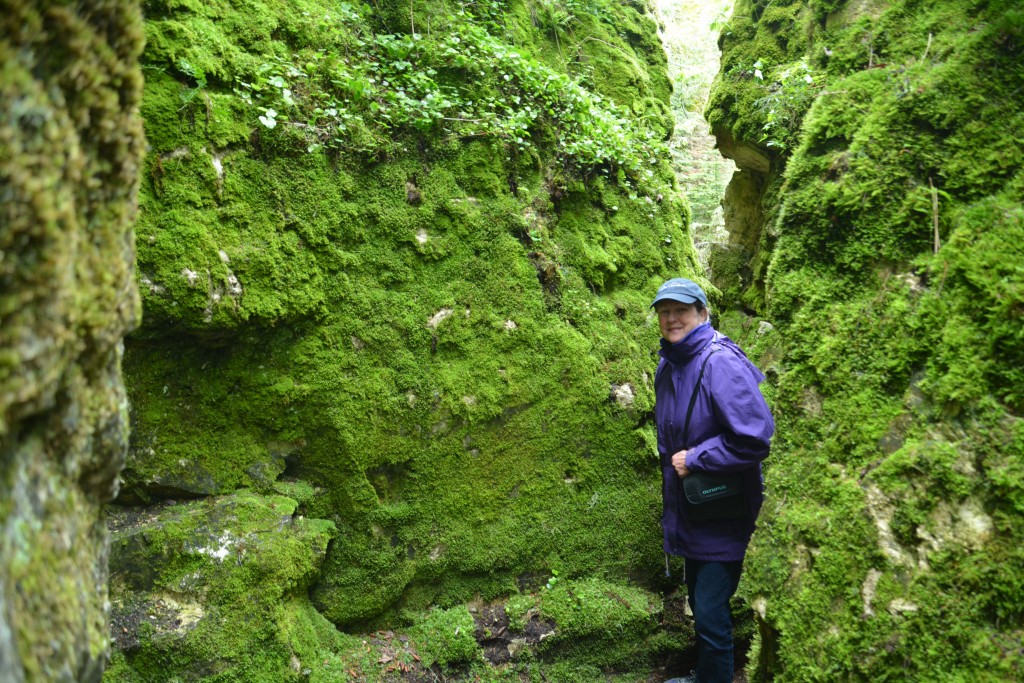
[650,293,699,308]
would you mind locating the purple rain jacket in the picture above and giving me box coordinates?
[655,321,774,561]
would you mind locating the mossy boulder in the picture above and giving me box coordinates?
[105,494,691,681]
[105,490,345,682]
[409,605,482,669]
[506,577,681,672]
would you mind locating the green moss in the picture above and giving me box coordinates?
[503,578,684,674]
[536,577,659,639]
[409,605,481,668]
[706,0,814,149]
[1,0,145,678]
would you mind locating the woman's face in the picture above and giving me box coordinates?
[657,300,705,344]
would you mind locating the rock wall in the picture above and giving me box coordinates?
[0,1,144,681]
[707,0,1024,679]
[106,0,701,680]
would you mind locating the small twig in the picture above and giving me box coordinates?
[579,36,639,65]
[551,8,562,61]
[409,0,415,35]
[604,590,634,610]
[930,177,940,254]
[936,260,949,297]
[439,132,503,145]
[922,32,933,62]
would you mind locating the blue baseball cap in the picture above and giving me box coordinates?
[650,278,708,308]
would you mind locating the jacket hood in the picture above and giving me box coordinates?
[660,322,765,384]
[660,321,714,365]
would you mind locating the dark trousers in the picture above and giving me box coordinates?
[685,558,743,683]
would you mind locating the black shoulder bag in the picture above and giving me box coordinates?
[680,349,746,522]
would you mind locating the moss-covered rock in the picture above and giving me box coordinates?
[105,491,351,682]
[111,0,700,680]
[507,576,681,672]
[707,0,1024,680]
[0,0,144,680]
[409,605,482,669]
[105,492,691,681]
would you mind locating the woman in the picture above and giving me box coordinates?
[652,278,774,683]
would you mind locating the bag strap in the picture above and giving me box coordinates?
[682,347,718,446]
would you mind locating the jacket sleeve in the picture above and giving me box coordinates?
[685,352,774,473]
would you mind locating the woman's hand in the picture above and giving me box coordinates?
[671,450,690,478]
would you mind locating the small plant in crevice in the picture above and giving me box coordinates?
[709,0,735,36]
[177,58,208,106]
[726,57,820,152]
[752,59,820,151]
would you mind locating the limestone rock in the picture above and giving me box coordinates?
[107,492,337,680]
